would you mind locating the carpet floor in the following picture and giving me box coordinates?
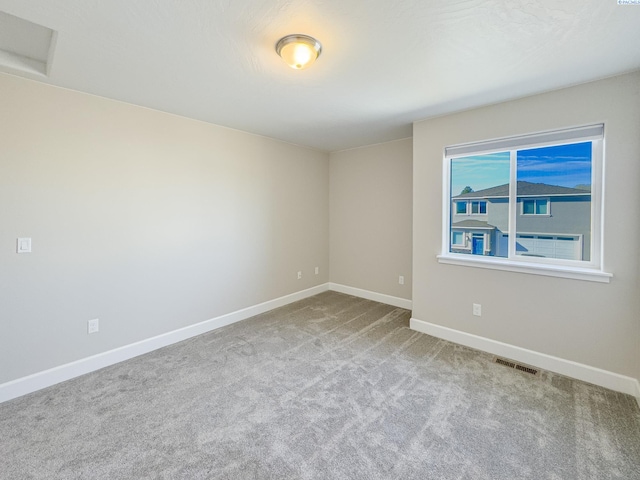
[1,291,639,479]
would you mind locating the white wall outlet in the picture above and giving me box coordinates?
[399,275,405,285]
[315,266,319,275]
[87,318,99,334]
[473,304,482,317]
[17,238,32,253]
[297,271,302,280]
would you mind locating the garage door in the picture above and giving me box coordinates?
[516,234,581,260]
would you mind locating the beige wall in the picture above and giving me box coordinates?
[330,139,412,300]
[0,73,329,384]
[3,68,638,388]
[413,72,640,381]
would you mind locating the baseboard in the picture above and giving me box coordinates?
[410,317,640,404]
[0,283,330,404]
[328,283,412,310]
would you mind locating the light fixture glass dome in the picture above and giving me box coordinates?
[276,34,322,70]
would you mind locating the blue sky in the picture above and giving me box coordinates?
[451,142,592,195]
[451,152,509,195]
[517,142,592,187]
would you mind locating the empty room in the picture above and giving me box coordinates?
[1,1,639,479]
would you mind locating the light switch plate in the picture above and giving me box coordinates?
[17,238,32,253]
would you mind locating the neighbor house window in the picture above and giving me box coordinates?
[439,124,610,282]
[452,231,465,246]
[454,200,487,215]
[522,198,548,215]
[471,201,487,214]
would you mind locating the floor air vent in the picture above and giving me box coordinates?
[493,357,540,376]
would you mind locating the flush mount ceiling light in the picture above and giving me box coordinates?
[275,34,322,70]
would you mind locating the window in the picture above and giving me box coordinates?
[471,201,487,214]
[439,124,610,283]
[454,200,487,215]
[452,231,465,246]
[522,199,548,215]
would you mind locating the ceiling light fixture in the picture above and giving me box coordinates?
[275,34,322,70]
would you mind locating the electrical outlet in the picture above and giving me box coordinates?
[17,237,32,253]
[87,318,99,334]
[297,271,302,280]
[473,304,482,317]
[399,275,405,285]
[315,266,319,275]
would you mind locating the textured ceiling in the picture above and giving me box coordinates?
[0,0,639,152]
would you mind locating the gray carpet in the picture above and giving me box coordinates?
[1,291,639,479]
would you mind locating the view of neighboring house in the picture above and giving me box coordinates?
[450,181,591,260]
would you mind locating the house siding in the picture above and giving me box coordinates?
[517,196,591,260]
[452,195,591,260]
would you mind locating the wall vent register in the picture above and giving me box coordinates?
[494,357,540,376]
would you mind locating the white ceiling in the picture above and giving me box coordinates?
[0,0,638,152]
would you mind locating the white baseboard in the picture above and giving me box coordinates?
[8,286,634,408]
[328,283,412,310]
[0,283,330,404]
[410,317,640,406]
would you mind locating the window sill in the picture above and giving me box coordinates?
[436,255,612,283]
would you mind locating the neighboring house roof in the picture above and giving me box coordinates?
[454,181,591,199]
[451,220,496,229]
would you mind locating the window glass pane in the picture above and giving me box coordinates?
[516,142,592,260]
[452,231,463,245]
[450,152,510,257]
[455,202,467,214]
[523,200,535,214]
[536,200,548,215]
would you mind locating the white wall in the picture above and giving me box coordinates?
[413,72,640,382]
[0,73,329,384]
[329,139,413,301]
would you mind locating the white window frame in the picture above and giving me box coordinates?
[438,124,612,283]
[521,198,549,216]
[453,200,488,216]
[470,200,487,215]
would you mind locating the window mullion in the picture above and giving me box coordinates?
[508,150,517,259]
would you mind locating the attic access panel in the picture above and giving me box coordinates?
[0,11,56,77]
